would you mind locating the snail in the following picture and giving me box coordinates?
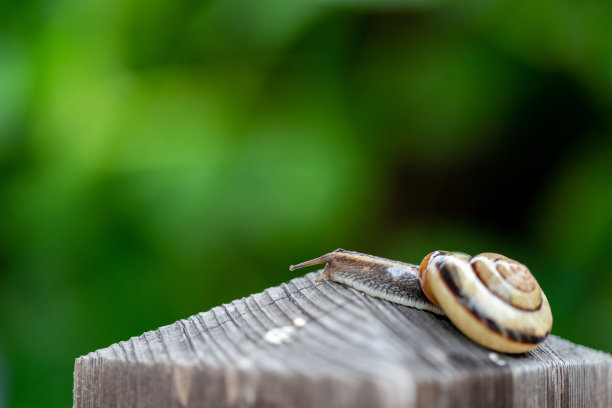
[290,249,552,354]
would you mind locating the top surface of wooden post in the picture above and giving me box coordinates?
[74,272,612,408]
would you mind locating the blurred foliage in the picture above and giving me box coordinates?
[1,0,612,406]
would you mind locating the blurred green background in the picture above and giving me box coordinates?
[1,0,612,406]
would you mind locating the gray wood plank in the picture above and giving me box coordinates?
[74,272,612,408]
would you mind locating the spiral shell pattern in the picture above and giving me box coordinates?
[419,251,552,353]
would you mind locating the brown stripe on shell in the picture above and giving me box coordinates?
[470,254,543,312]
[437,260,548,345]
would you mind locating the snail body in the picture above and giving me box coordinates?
[290,249,552,354]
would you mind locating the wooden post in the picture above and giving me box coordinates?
[74,272,612,407]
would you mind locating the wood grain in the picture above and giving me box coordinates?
[74,272,612,408]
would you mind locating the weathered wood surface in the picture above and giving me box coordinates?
[74,272,612,408]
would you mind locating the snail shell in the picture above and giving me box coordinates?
[419,251,552,353]
[290,249,552,354]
